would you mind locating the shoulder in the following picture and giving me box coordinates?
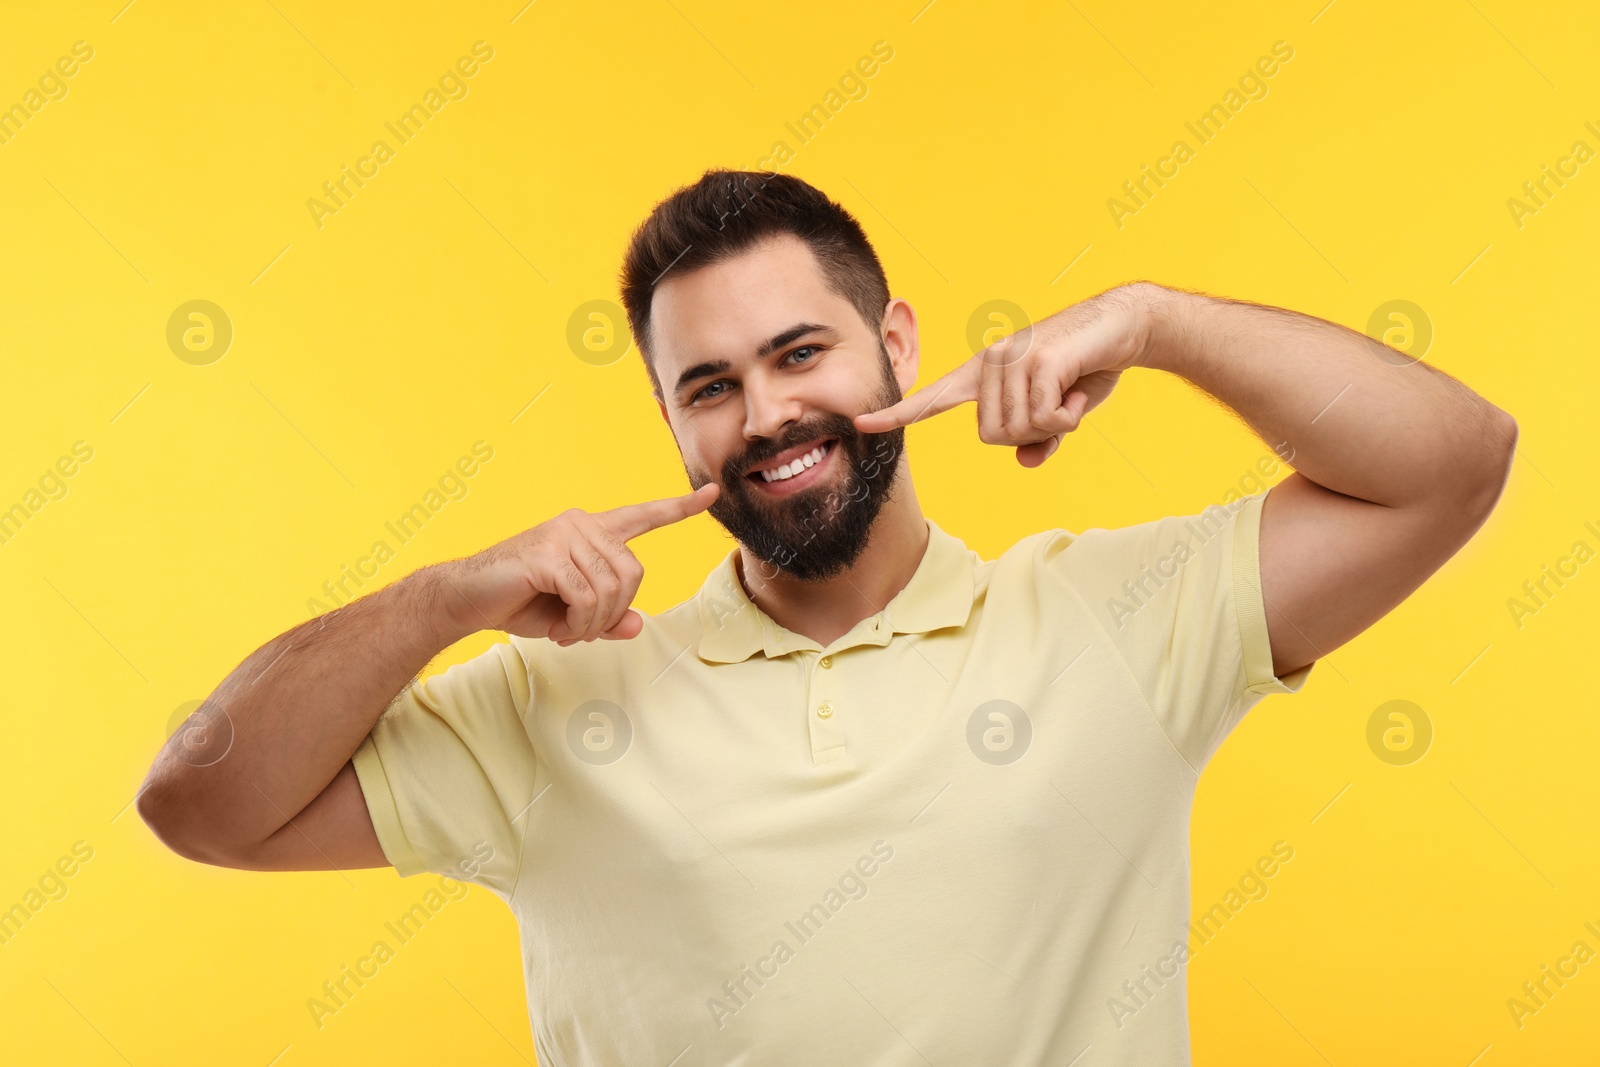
[1015,496,1261,578]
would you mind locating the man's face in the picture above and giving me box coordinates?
[651,233,918,582]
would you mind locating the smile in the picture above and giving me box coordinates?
[746,438,837,496]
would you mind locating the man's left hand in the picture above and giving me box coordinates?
[853,284,1158,467]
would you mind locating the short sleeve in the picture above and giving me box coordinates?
[1037,488,1313,772]
[351,638,541,897]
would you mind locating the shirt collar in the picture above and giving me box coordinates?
[694,517,977,663]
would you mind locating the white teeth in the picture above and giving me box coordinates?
[759,442,829,483]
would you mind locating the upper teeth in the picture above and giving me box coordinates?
[759,442,829,482]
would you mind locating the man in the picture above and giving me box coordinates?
[138,169,1516,1064]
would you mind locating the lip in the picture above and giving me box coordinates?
[746,438,838,497]
[743,436,837,478]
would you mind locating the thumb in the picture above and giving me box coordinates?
[1015,434,1061,468]
[599,608,645,640]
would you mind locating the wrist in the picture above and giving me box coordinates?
[414,562,481,646]
[1126,281,1195,375]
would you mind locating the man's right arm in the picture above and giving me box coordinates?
[137,564,473,871]
[137,483,720,873]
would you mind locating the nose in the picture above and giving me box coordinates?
[741,373,804,444]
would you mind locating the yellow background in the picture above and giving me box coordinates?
[2,0,1595,1062]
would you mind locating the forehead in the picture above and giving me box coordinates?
[649,233,857,375]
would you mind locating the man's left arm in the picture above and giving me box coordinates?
[1133,283,1517,678]
[854,280,1520,680]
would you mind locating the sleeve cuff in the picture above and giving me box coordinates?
[1232,490,1314,697]
[352,731,429,878]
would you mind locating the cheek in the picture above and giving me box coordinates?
[682,415,746,477]
[807,363,877,413]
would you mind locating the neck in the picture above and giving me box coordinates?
[733,465,927,648]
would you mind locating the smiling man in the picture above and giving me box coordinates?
[626,179,927,637]
[138,169,1517,1065]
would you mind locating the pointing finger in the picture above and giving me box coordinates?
[852,357,981,433]
[593,481,719,542]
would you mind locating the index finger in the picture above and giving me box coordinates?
[852,356,980,433]
[593,481,719,541]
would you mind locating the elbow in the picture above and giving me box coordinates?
[1499,410,1520,458]
[136,775,203,862]
[1490,407,1518,484]
[1466,407,1517,519]
[136,771,244,867]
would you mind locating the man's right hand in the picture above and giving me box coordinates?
[436,482,720,644]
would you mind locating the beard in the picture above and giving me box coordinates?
[687,361,907,583]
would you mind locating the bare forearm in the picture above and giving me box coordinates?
[138,563,473,858]
[1137,283,1517,509]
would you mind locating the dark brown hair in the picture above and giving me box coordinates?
[619,169,890,398]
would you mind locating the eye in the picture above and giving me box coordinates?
[688,345,825,404]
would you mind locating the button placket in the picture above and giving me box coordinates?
[806,649,847,761]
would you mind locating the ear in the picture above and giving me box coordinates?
[881,297,920,396]
[656,395,669,426]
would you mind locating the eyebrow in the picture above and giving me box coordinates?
[671,322,839,401]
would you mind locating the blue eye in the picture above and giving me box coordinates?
[689,345,822,403]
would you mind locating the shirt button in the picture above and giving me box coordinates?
[817,701,834,719]
[819,656,833,669]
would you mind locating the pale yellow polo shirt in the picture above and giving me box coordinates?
[353,488,1313,1065]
